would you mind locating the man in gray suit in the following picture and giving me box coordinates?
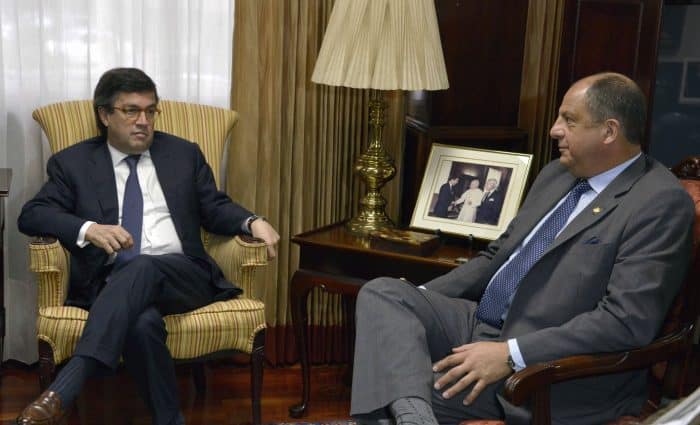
[351,72,695,425]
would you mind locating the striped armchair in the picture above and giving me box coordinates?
[30,100,268,424]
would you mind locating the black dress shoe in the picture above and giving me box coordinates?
[16,390,68,425]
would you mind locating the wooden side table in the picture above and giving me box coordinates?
[0,168,12,365]
[288,222,478,417]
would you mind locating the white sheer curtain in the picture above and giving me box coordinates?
[0,0,235,363]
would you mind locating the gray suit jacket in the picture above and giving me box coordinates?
[424,155,695,423]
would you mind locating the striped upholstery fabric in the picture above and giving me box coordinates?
[30,100,267,365]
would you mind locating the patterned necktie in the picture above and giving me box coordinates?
[475,179,592,328]
[116,155,143,264]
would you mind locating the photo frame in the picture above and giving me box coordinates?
[679,59,700,104]
[410,144,532,240]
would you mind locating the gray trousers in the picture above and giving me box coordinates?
[351,277,506,424]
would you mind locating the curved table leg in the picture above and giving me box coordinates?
[288,269,366,418]
[288,270,316,418]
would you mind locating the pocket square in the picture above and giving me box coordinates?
[584,236,600,244]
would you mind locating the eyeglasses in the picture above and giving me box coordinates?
[111,106,161,122]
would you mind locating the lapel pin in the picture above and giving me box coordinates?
[592,207,602,214]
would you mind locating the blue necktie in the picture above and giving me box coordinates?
[116,155,143,264]
[475,179,592,328]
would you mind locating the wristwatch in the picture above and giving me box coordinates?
[507,354,516,371]
[246,214,266,231]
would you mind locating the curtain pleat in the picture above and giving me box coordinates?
[230,0,405,365]
[518,0,565,174]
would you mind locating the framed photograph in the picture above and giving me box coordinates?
[410,144,533,240]
[679,59,700,104]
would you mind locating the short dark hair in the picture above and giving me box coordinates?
[93,68,159,136]
[584,73,647,144]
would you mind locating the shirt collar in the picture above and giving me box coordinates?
[586,152,641,194]
[107,142,151,167]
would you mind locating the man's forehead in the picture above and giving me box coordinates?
[559,86,591,116]
[114,91,157,105]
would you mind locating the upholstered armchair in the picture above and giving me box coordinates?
[30,100,269,424]
[463,157,700,425]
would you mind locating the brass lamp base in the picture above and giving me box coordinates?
[347,191,394,234]
[346,93,396,235]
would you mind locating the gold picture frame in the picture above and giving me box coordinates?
[410,144,533,240]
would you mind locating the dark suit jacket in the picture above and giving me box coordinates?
[475,189,505,225]
[433,182,454,218]
[18,131,252,308]
[424,155,695,424]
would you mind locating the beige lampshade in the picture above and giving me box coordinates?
[311,0,449,91]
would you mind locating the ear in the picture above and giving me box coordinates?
[602,118,620,145]
[97,106,111,128]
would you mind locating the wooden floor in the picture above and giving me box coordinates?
[0,361,351,425]
[2,348,699,425]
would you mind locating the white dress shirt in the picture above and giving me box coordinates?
[76,143,183,261]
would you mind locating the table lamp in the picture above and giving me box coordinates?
[311,0,449,234]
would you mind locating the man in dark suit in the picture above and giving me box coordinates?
[432,176,459,218]
[350,73,695,425]
[475,178,505,225]
[16,68,279,425]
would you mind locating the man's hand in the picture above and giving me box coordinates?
[84,223,134,255]
[432,341,512,405]
[250,218,280,259]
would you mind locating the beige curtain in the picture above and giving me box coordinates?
[229,0,405,364]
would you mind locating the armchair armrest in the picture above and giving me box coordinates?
[29,232,269,306]
[205,233,269,301]
[503,324,695,425]
[28,237,70,308]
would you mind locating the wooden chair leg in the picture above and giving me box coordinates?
[342,295,356,387]
[38,340,56,391]
[250,329,266,425]
[192,362,207,396]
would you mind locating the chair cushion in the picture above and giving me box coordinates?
[38,298,265,364]
[165,298,265,359]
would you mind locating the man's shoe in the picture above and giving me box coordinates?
[16,390,68,425]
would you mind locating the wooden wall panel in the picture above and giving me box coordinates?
[573,2,643,77]
[408,0,530,127]
[400,0,665,225]
[557,0,663,111]
[400,0,530,227]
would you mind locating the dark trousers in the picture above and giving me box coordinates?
[74,254,218,425]
[350,277,506,424]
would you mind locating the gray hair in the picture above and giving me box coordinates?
[583,73,647,144]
